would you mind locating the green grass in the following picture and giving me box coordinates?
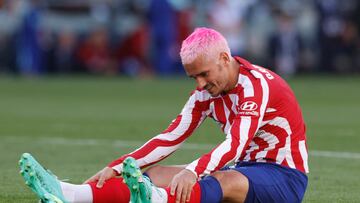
[0,75,359,202]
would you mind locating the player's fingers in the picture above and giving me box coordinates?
[96,174,106,188]
[185,184,192,202]
[170,179,178,196]
[180,185,188,203]
[175,183,183,203]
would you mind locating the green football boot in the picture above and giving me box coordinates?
[19,153,67,203]
[122,157,152,203]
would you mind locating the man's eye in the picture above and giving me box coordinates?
[201,72,208,77]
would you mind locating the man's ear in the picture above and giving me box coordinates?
[219,52,230,66]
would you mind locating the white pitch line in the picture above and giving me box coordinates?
[3,136,360,159]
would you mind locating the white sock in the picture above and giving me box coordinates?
[60,182,93,203]
[151,187,168,203]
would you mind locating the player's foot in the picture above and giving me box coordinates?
[122,157,152,203]
[19,153,67,203]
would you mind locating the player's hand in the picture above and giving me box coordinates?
[83,166,117,188]
[170,169,197,203]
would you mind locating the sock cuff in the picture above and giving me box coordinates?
[89,178,130,203]
[165,182,201,203]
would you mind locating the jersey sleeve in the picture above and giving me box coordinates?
[185,70,270,177]
[108,90,210,174]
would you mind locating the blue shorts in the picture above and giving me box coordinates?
[222,162,308,203]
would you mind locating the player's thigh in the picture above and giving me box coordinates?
[228,162,308,203]
[145,165,186,187]
[211,170,249,202]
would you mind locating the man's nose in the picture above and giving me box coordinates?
[196,77,207,89]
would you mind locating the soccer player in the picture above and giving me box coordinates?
[19,27,308,203]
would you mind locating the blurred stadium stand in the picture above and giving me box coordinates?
[0,0,359,77]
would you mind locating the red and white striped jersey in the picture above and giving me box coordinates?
[109,56,309,177]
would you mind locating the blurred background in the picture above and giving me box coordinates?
[0,0,359,78]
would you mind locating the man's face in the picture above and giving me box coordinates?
[184,53,230,97]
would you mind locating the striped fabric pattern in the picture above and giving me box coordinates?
[109,57,309,177]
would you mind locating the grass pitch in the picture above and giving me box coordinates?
[0,75,359,202]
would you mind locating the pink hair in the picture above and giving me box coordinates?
[180,27,231,64]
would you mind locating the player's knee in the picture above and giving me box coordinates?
[145,165,162,176]
[144,165,163,180]
[144,165,171,187]
[211,170,249,202]
[145,165,184,187]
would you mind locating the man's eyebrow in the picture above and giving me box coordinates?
[189,71,207,78]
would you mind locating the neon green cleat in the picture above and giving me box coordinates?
[19,153,67,203]
[41,193,64,203]
[122,157,152,203]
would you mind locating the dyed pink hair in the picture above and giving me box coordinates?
[180,27,231,64]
